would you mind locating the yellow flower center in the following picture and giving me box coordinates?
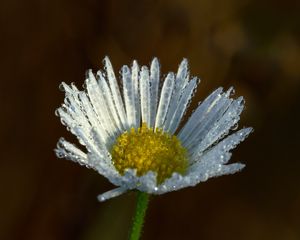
[111,123,188,184]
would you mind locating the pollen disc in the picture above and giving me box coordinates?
[111,123,188,183]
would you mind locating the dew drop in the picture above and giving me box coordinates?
[59,83,65,91]
[232,123,239,130]
[55,109,60,117]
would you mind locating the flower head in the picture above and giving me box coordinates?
[55,57,252,201]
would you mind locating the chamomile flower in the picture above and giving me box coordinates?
[55,57,252,202]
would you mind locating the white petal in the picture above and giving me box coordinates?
[89,128,113,164]
[165,77,198,134]
[163,59,189,131]
[155,73,175,129]
[166,163,245,193]
[155,173,186,194]
[96,71,124,135]
[122,65,136,128]
[215,163,245,176]
[154,157,244,194]
[85,71,120,137]
[176,58,189,89]
[191,96,245,156]
[77,91,111,146]
[71,127,113,174]
[192,127,253,161]
[117,169,140,189]
[87,151,122,186]
[136,171,158,193]
[139,66,151,127]
[149,58,160,128]
[56,83,95,146]
[56,137,121,186]
[73,127,101,156]
[132,60,141,128]
[97,187,128,202]
[113,170,158,194]
[183,88,233,153]
[104,56,128,129]
[55,138,89,166]
[187,161,245,188]
[178,87,223,143]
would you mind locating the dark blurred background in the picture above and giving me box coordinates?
[1,0,300,239]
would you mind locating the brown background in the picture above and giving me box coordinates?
[1,0,300,239]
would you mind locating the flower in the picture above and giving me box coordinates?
[55,57,252,201]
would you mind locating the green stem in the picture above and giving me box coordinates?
[129,191,150,240]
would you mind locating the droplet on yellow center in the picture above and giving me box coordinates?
[111,123,188,184]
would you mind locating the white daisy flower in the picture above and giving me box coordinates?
[55,57,252,202]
